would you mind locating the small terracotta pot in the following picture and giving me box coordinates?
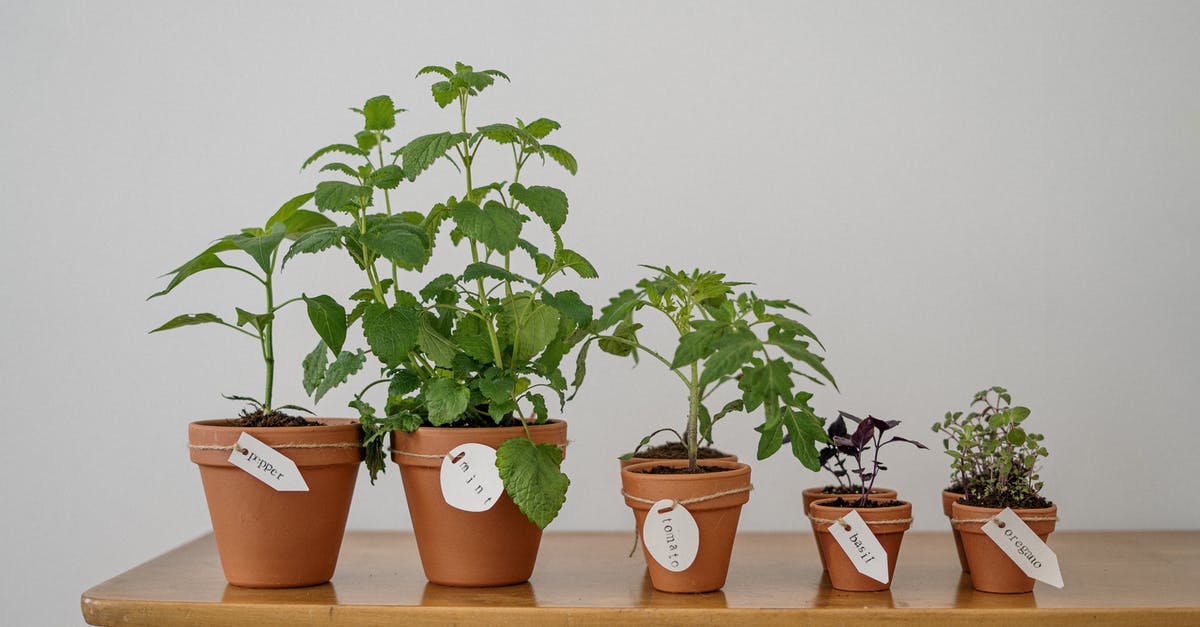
[189,418,362,588]
[801,487,897,571]
[809,497,913,592]
[942,490,969,573]
[622,459,752,593]
[952,501,1058,593]
[391,420,567,587]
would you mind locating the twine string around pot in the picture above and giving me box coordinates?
[806,513,914,531]
[621,485,755,557]
[950,514,1060,528]
[390,441,570,460]
[189,441,361,451]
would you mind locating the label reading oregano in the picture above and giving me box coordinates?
[642,499,699,572]
[981,507,1064,588]
[439,443,504,512]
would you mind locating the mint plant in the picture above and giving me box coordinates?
[830,412,926,506]
[932,386,1050,508]
[286,63,591,528]
[150,198,336,422]
[585,266,836,471]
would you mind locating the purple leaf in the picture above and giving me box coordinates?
[838,411,863,425]
[885,436,929,449]
[827,414,849,439]
[851,418,874,449]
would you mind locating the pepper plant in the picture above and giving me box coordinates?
[149,198,336,419]
[830,412,926,506]
[583,266,836,470]
[286,62,591,528]
[932,386,1050,508]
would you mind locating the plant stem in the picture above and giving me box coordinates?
[458,90,504,369]
[687,362,699,470]
[377,135,399,298]
[263,260,276,412]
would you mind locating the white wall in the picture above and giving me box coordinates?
[2,1,1198,624]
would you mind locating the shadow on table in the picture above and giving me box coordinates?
[221,582,340,604]
[421,582,539,607]
[808,572,896,608]
[953,574,1038,608]
[636,572,729,608]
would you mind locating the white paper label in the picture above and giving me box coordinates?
[439,443,504,512]
[981,507,1064,588]
[227,432,309,492]
[827,509,890,583]
[642,499,700,572]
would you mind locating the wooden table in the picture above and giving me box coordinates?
[82,531,1200,626]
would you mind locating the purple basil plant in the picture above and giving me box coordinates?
[833,411,928,506]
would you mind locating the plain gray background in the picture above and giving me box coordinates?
[2,1,1198,624]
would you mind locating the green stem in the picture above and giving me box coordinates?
[459,90,504,369]
[378,135,399,298]
[687,362,699,470]
[263,260,276,412]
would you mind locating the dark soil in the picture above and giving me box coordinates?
[946,482,964,493]
[640,464,735,475]
[627,442,732,459]
[821,497,905,508]
[960,493,1053,509]
[226,409,320,428]
[436,406,529,429]
[818,485,871,495]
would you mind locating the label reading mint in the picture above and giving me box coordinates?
[981,507,1064,588]
[227,432,309,492]
[642,499,699,572]
[439,443,504,512]
[827,509,890,583]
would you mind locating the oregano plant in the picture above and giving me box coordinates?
[286,62,592,529]
[582,266,836,470]
[149,197,337,421]
[932,386,1050,508]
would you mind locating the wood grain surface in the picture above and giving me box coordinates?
[82,530,1200,626]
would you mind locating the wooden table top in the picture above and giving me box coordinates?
[82,530,1200,626]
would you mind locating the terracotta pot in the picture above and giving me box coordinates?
[391,420,567,587]
[189,418,362,588]
[622,459,752,593]
[801,486,897,571]
[809,497,913,592]
[952,501,1058,593]
[942,490,969,573]
[618,452,737,470]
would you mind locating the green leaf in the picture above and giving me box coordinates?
[235,307,273,332]
[416,65,453,79]
[541,289,592,326]
[422,377,470,425]
[362,95,397,131]
[699,329,760,388]
[149,251,236,299]
[461,262,535,285]
[527,393,548,423]
[671,325,722,369]
[555,248,598,278]
[496,437,569,529]
[396,132,471,181]
[302,342,327,396]
[417,314,459,367]
[419,274,457,302]
[452,315,497,364]
[540,144,578,175]
[302,144,367,170]
[281,209,336,238]
[451,200,524,253]
[304,295,347,355]
[314,181,370,212]
[370,164,405,189]
[314,350,366,402]
[229,223,287,273]
[756,422,784,460]
[522,118,560,139]
[360,219,430,270]
[430,81,457,108]
[782,405,824,469]
[498,294,560,361]
[149,313,226,334]
[477,123,537,146]
[354,131,379,152]
[598,320,642,357]
[282,226,345,267]
[508,184,567,232]
[362,303,420,368]
[569,338,593,398]
[597,289,643,331]
[767,334,837,389]
[265,192,316,230]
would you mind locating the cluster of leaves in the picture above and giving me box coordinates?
[583,266,836,470]
[816,414,853,488]
[831,412,926,506]
[932,386,1049,507]
[149,197,335,415]
[285,63,590,529]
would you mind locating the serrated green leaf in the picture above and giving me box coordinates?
[149,313,226,333]
[362,95,396,131]
[396,132,471,181]
[422,377,470,425]
[314,350,366,402]
[417,314,459,367]
[430,81,457,108]
[522,117,560,139]
[540,144,578,175]
[419,273,457,302]
[597,289,643,331]
[451,200,524,253]
[302,144,367,170]
[282,226,345,267]
[496,437,568,529]
[509,183,567,232]
[699,329,760,388]
[314,180,370,212]
[556,249,597,278]
[304,294,347,355]
[370,164,405,189]
[461,262,535,285]
[541,289,592,326]
[477,122,537,146]
[360,219,430,270]
[498,294,560,361]
[416,65,453,79]
[527,393,548,423]
[320,162,360,178]
[671,324,722,369]
[362,303,420,368]
[229,222,287,273]
[302,342,328,396]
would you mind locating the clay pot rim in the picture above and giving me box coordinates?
[950,500,1058,534]
[397,418,566,436]
[190,418,359,434]
[809,496,912,510]
[622,458,750,480]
